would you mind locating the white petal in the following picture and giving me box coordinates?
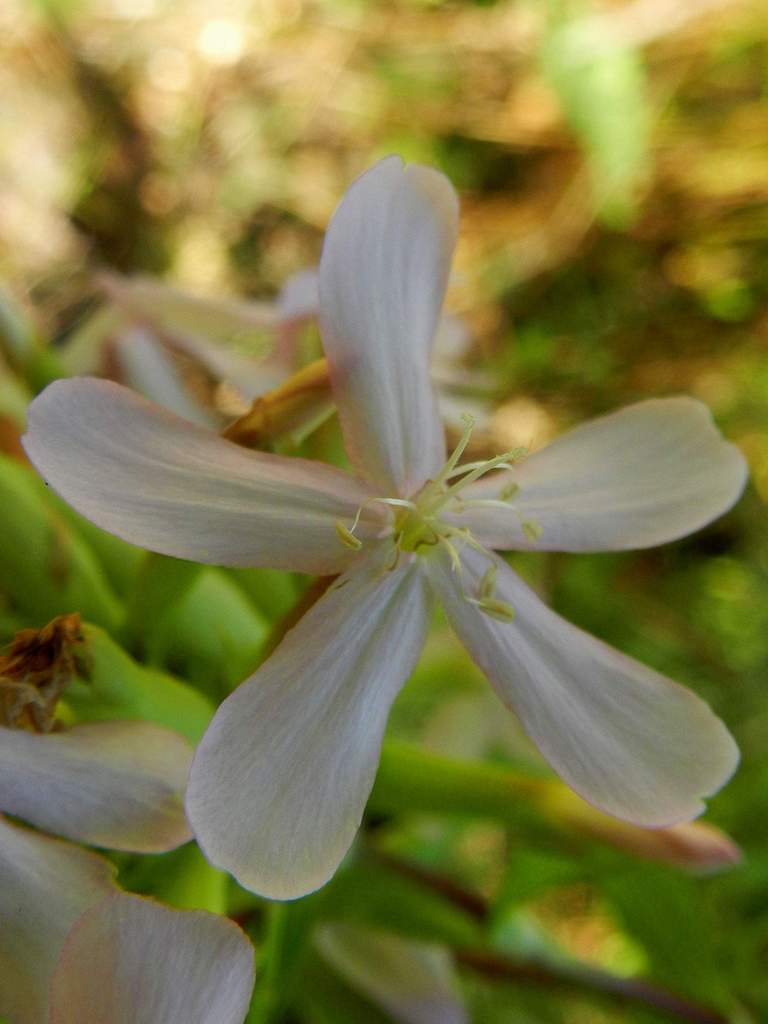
[23,378,379,575]
[0,815,116,1024]
[50,893,254,1024]
[317,924,467,1024]
[187,555,431,899]
[0,721,192,852]
[457,398,747,551]
[278,268,320,322]
[114,327,219,427]
[319,156,457,495]
[101,272,280,335]
[426,546,739,827]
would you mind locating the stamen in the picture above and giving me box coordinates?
[470,596,517,623]
[335,520,362,550]
[438,534,463,572]
[443,452,526,483]
[479,564,497,600]
[428,413,476,493]
[522,520,543,542]
[499,481,520,501]
[443,447,527,499]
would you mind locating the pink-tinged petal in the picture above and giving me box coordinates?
[100,271,280,335]
[0,721,192,852]
[426,547,739,827]
[457,398,747,552]
[278,268,319,323]
[187,554,431,899]
[23,378,379,575]
[50,893,254,1024]
[317,924,467,1024]
[0,815,116,1024]
[113,328,219,428]
[319,156,457,495]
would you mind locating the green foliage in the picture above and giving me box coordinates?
[0,455,122,633]
[542,5,651,226]
[64,623,213,744]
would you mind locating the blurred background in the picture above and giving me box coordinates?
[1,0,768,1021]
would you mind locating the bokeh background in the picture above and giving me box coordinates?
[2,0,768,1021]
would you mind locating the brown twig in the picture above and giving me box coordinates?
[456,948,729,1024]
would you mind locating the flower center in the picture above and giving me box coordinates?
[335,415,539,622]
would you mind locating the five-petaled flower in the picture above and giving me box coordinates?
[24,156,747,899]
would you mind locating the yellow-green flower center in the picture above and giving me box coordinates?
[335,415,540,622]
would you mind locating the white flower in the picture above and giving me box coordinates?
[317,923,467,1024]
[0,614,193,854]
[23,156,747,900]
[77,264,489,432]
[0,815,254,1024]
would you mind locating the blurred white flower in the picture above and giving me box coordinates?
[24,157,746,899]
[64,260,491,432]
[317,923,468,1024]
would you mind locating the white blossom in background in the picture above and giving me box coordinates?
[0,815,254,1024]
[24,156,747,900]
[64,262,491,432]
[317,923,467,1024]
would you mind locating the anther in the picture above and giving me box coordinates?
[476,597,516,623]
[335,520,363,550]
[522,520,542,542]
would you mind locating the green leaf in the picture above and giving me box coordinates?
[116,842,228,915]
[65,624,213,744]
[292,951,392,1024]
[602,863,729,1006]
[0,454,122,630]
[542,11,651,226]
[151,568,270,698]
[225,566,304,622]
[371,740,544,830]
[48,492,144,597]
[123,552,205,661]
[326,855,483,948]
[247,894,328,1024]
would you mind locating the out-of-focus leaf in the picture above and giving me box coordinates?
[123,553,204,661]
[492,849,584,922]
[372,741,545,829]
[602,863,729,1006]
[154,568,269,697]
[327,856,483,948]
[225,566,304,622]
[247,894,328,1024]
[64,623,213,744]
[119,843,228,915]
[48,492,144,597]
[541,9,651,226]
[0,288,64,391]
[0,454,122,630]
[294,951,392,1024]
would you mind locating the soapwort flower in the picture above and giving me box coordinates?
[0,614,192,854]
[0,815,254,1024]
[23,157,747,899]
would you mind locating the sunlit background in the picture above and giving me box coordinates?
[2,0,768,1021]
